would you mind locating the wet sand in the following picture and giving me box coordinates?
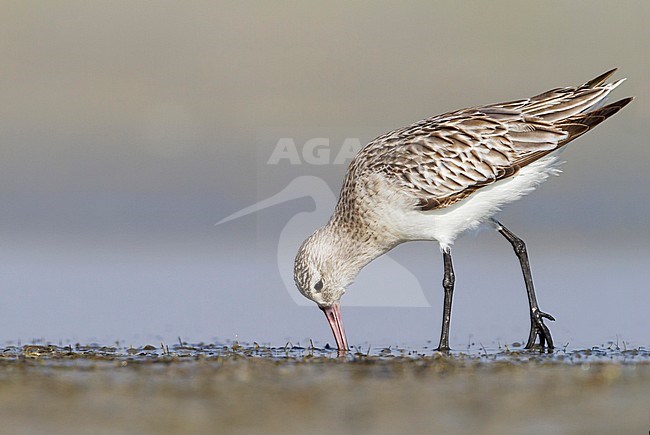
[1,343,648,434]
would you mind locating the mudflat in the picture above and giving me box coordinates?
[0,343,648,434]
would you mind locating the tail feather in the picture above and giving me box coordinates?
[582,68,618,89]
[559,97,634,144]
[525,69,626,122]
[514,96,632,169]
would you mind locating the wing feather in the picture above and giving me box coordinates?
[348,70,631,211]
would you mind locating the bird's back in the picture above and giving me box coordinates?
[340,69,632,214]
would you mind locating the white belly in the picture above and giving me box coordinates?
[385,153,564,249]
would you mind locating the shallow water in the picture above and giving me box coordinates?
[1,342,648,434]
[4,340,649,362]
[1,233,648,350]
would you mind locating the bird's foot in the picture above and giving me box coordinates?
[524,309,555,351]
[434,345,451,355]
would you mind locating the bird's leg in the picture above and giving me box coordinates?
[436,247,455,353]
[491,219,555,350]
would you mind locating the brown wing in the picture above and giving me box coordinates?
[355,69,632,210]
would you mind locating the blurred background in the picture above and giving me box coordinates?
[0,1,647,348]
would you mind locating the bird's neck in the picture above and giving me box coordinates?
[322,220,395,286]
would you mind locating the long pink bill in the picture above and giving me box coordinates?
[320,302,349,354]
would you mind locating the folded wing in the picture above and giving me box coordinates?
[357,69,632,210]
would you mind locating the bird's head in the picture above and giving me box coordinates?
[294,228,348,306]
[294,226,350,352]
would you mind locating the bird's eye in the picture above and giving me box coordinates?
[314,280,323,291]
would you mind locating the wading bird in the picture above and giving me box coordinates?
[294,69,632,353]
